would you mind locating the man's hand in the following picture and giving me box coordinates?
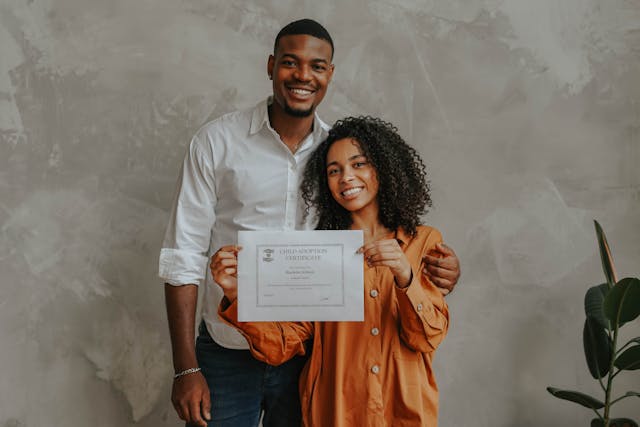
[164,283,210,426]
[422,243,460,296]
[210,245,241,302]
[171,372,211,427]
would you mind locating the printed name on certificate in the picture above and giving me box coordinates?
[256,244,344,307]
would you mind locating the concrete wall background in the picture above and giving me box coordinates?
[1,0,638,425]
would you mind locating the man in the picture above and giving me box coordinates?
[159,19,460,427]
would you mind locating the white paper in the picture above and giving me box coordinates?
[237,230,364,321]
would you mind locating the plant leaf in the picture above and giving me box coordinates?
[583,316,612,378]
[594,220,617,288]
[594,418,639,427]
[623,337,640,347]
[614,345,640,371]
[547,387,605,409]
[585,283,611,330]
[609,418,639,427]
[604,278,640,326]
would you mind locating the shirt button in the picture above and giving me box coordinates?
[371,327,379,336]
[371,365,380,374]
[370,289,379,298]
[417,303,423,311]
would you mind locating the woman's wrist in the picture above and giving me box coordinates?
[224,291,237,304]
[219,293,237,311]
[394,269,413,289]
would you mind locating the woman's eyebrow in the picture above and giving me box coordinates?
[326,154,366,167]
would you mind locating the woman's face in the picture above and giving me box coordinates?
[326,138,379,215]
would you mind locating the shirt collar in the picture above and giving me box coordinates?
[249,97,270,135]
[394,227,412,248]
[249,96,327,141]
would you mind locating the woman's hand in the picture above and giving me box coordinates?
[210,245,242,302]
[358,239,412,288]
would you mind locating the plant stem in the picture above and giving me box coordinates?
[600,323,614,393]
[603,315,620,426]
[609,393,632,406]
[610,368,621,380]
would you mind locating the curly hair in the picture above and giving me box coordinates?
[301,116,431,236]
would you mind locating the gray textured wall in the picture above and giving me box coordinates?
[1,0,639,426]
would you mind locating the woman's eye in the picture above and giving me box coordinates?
[327,168,339,175]
[354,162,367,168]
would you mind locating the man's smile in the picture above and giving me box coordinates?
[287,86,315,98]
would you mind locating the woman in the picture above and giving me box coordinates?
[212,116,449,426]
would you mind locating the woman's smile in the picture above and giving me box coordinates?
[326,138,380,215]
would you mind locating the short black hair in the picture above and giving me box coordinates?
[274,19,334,59]
[301,116,431,236]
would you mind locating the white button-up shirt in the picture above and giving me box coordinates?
[159,98,330,349]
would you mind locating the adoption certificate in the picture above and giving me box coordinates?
[237,230,364,321]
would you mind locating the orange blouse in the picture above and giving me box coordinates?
[219,225,449,427]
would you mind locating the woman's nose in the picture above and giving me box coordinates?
[339,169,354,183]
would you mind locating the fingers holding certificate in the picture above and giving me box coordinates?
[235,230,364,322]
[358,239,412,288]
[210,245,242,302]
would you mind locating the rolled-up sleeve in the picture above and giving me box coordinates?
[218,300,314,366]
[159,134,217,286]
[395,230,449,353]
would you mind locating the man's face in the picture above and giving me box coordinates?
[268,34,334,118]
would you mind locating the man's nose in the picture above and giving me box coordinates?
[294,65,311,82]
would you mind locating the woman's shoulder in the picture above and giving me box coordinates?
[414,224,442,241]
[396,226,441,266]
[408,225,443,254]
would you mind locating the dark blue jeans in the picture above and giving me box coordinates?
[191,322,308,427]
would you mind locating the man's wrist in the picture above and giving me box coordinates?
[174,367,201,379]
[173,353,200,374]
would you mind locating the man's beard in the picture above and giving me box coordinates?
[284,102,313,118]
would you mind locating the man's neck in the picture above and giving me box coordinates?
[268,104,315,153]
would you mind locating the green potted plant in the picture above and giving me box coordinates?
[547,220,640,426]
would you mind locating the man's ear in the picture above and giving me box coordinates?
[327,63,335,83]
[267,55,275,80]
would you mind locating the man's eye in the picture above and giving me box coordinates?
[282,60,295,66]
[312,64,327,72]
